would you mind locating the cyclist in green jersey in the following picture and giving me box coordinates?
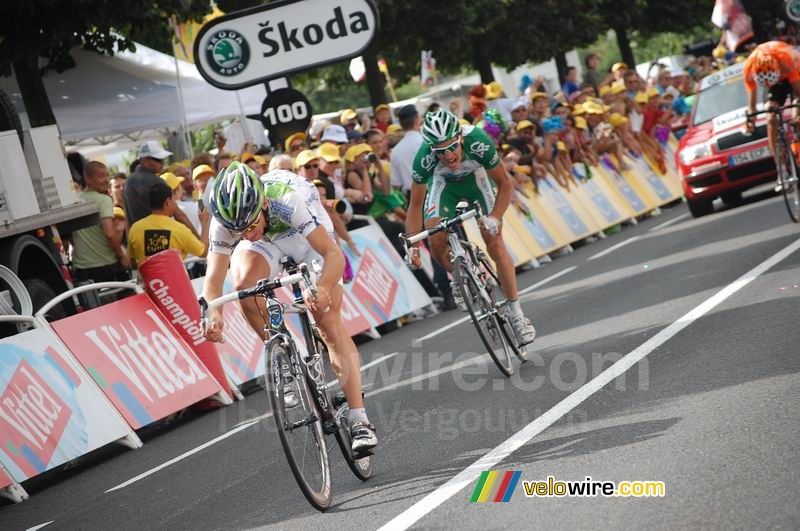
[405,108,536,346]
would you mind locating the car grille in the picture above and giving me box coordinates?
[716,125,767,151]
[727,158,776,182]
[688,174,723,188]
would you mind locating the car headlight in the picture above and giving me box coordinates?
[679,143,712,165]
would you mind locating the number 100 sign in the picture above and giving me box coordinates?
[255,88,313,146]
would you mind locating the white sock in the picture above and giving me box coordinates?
[508,298,523,317]
[347,407,368,425]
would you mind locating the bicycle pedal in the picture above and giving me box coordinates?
[331,393,348,409]
[322,419,339,435]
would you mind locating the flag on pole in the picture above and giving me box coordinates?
[349,56,366,82]
[421,50,437,86]
[171,5,225,63]
[711,0,754,52]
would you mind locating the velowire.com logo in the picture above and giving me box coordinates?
[470,470,522,503]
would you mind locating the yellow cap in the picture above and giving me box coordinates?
[584,101,605,115]
[458,118,471,125]
[599,85,612,97]
[646,87,660,99]
[514,164,531,175]
[340,108,358,124]
[317,142,341,162]
[574,116,588,130]
[530,91,548,101]
[609,113,628,127]
[611,62,629,73]
[240,152,256,163]
[387,123,403,133]
[516,120,534,131]
[192,164,215,181]
[113,206,126,219]
[295,149,320,168]
[375,103,389,113]
[160,172,185,190]
[572,103,586,115]
[284,131,307,151]
[485,81,504,100]
[556,140,567,152]
[253,155,267,166]
[634,91,649,104]
[345,143,373,162]
[611,82,627,94]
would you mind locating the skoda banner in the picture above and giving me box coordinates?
[194,0,379,90]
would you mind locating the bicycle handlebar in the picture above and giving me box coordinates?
[404,208,479,245]
[746,103,800,119]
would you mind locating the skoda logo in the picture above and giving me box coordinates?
[206,29,250,76]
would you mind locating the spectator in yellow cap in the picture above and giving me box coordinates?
[373,103,391,133]
[485,81,504,100]
[192,164,215,198]
[284,132,307,157]
[530,92,550,123]
[340,108,359,131]
[611,62,629,83]
[317,142,346,200]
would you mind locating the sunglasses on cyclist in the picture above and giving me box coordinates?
[233,217,261,236]
[431,135,461,155]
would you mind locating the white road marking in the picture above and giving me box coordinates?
[105,420,258,493]
[377,236,800,531]
[649,213,690,232]
[587,236,641,261]
[26,522,54,531]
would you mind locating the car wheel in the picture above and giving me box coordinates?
[720,191,742,205]
[687,198,714,218]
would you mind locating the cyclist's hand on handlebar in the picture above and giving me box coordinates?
[405,246,422,270]
[305,285,331,313]
[481,215,501,236]
[203,311,225,342]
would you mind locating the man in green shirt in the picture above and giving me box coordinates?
[405,108,536,346]
[72,161,130,282]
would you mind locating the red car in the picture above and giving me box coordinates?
[676,63,776,218]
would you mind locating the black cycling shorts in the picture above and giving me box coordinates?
[766,79,792,105]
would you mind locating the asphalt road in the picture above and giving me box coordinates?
[3,189,800,531]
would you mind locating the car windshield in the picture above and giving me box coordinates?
[692,79,763,126]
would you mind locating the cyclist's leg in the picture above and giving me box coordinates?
[229,240,280,339]
[424,174,453,271]
[767,81,790,168]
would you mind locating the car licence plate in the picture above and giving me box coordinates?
[729,145,771,166]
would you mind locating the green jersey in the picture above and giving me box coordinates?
[411,125,500,185]
[411,125,501,220]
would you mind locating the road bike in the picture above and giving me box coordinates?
[199,259,372,511]
[401,202,527,377]
[748,103,800,222]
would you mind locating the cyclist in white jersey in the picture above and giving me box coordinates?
[202,164,377,453]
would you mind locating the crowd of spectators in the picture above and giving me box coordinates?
[66,49,727,311]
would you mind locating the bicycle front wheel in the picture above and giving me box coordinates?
[777,137,800,223]
[266,337,332,511]
[454,256,514,377]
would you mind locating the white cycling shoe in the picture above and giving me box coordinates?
[508,314,536,346]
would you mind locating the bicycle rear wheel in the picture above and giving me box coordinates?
[266,337,332,511]
[454,256,514,377]
[777,137,800,223]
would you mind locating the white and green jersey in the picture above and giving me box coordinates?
[411,125,501,220]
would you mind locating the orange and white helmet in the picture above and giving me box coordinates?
[753,54,781,87]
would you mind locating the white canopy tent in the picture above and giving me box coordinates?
[0,41,267,155]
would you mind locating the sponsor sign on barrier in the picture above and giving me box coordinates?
[511,198,560,254]
[344,223,432,325]
[598,156,650,215]
[519,181,575,250]
[536,177,595,239]
[50,295,224,429]
[627,153,679,203]
[571,164,631,226]
[0,328,134,481]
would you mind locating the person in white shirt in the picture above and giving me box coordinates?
[389,105,423,195]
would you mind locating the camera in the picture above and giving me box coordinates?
[366,153,377,163]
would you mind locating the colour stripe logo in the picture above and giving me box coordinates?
[470,470,521,502]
